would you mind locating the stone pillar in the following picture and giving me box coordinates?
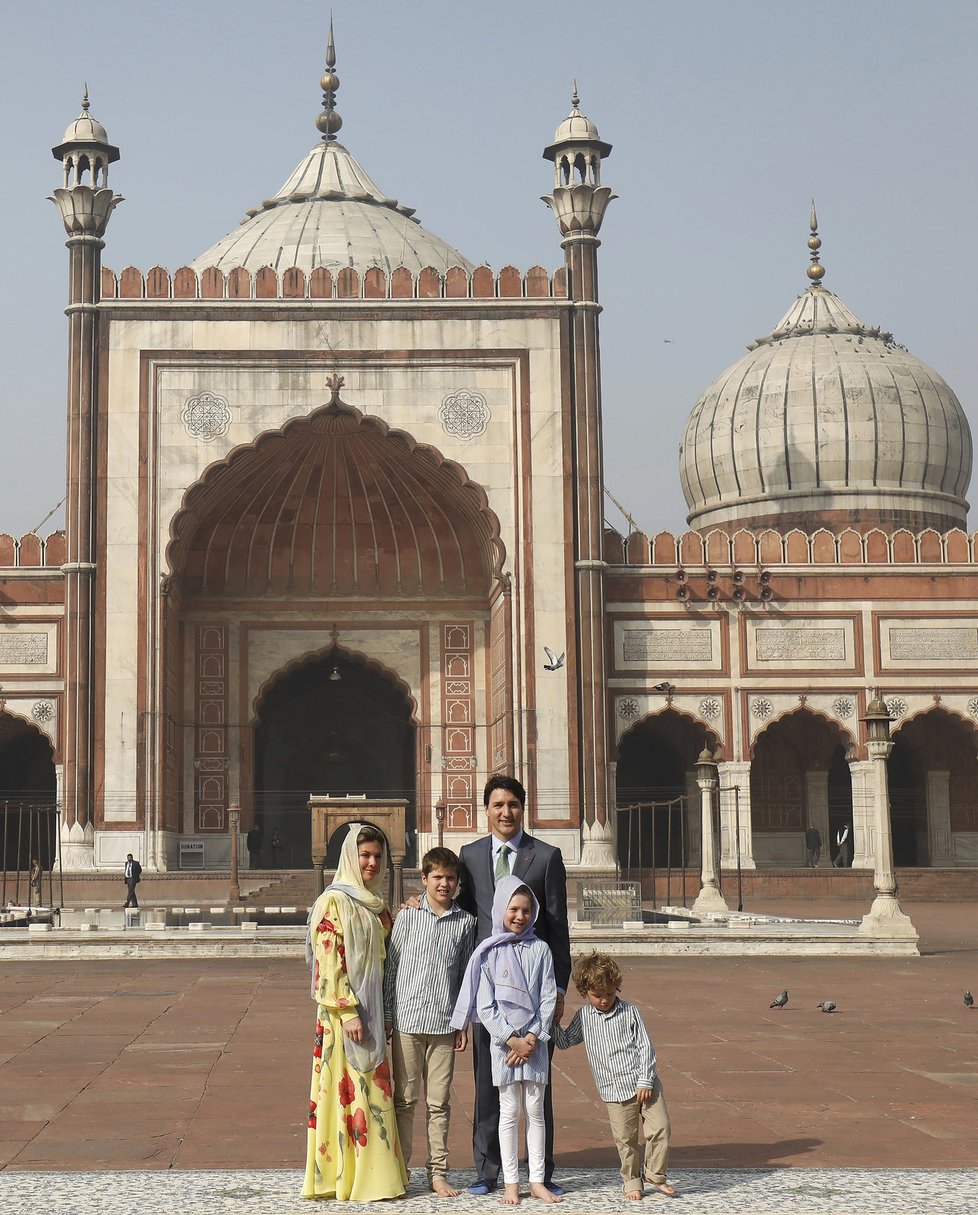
[718,761,756,870]
[926,770,953,867]
[848,758,875,869]
[49,98,122,871]
[685,768,701,863]
[804,768,831,867]
[692,750,728,914]
[859,699,916,941]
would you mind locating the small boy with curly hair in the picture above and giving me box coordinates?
[553,952,677,1200]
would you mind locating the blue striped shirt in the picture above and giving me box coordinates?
[383,897,475,1035]
[553,998,656,1102]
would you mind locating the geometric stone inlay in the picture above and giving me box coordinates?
[751,697,774,720]
[832,696,855,719]
[30,700,55,723]
[886,697,908,719]
[617,697,640,720]
[968,696,978,719]
[439,390,490,440]
[182,391,232,443]
[698,697,722,720]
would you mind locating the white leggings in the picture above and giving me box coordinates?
[498,1081,547,1184]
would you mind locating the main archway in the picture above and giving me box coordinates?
[252,650,417,868]
[0,714,58,871]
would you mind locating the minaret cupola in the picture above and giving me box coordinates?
[542,85,615,237]
[50,88,122,237]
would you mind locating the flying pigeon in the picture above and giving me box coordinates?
[770,990,788,1009]
[965,991,974,1008]
[653,681,676,693]
[816,1000,837,1013]
[543,647,565,672]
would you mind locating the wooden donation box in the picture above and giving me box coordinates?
[308,796,408,906]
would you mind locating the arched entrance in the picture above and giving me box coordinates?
[615,711,718,870]
[0,714,58,871]
[253,651,417,869]
[889,709,978,866]
[750,710,853,866]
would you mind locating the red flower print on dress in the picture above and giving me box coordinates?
[338,1071,356,1107]
[373,1059,393,1098]
[346,1108,368,1151]
[313,1022,324,1058]
[337,942,348,974]
[318,1140,332,1160]
[318,917,336,935]
[308,1099,317,1129]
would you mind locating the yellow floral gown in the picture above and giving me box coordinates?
[303,894,408,1201]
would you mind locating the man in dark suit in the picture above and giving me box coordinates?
[455,775,571,1196]
[123,853,142,908]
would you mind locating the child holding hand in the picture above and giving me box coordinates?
[554,952,677,1200]
[452,876,559,1207]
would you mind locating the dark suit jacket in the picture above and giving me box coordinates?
[125,861,142,884]
[456,833,572,992]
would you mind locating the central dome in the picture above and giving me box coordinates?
[192,34,473,277]
[191,140,474,276]
[679,229,972,533]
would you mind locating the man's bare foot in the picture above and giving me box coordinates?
[529,1183,561,1203]
[431,1177,459,1198]
[624,1188,644,1201]
[500,1182,521,1205]
[651,1182,678,1198]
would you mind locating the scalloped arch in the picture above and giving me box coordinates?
[167,399,505,598]
[750,705,856,756]
[890,703,978,738]
[251,644,418,726]
[617,707,721,757]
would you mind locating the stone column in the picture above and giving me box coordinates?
[859,699,916,940]
[848,759,876,869]
[692,749,728,914]
[718,761,755,870]
[926,770,953,867]
[804,768,831,866]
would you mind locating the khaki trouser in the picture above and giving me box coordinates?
[605,1077,671,1191]
[391,1029,457,1180]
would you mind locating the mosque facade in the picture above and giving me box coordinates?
[2,39,977,880]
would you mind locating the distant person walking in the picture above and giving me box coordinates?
[247,826,262,869]
[805,824,822,868]
[833,825,852,868]
[123,853,142,907]
[271,829,284,869]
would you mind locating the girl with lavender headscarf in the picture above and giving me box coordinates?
[452,875,559,1206]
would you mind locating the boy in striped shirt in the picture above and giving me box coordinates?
[553,952,677,1199]
[384,847,476,1197]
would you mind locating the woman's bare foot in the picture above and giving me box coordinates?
[500,1182,521,1205]
[529,1182,561,1203]
[431,1177,459,1198]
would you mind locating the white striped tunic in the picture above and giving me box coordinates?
[553,998,656,1102]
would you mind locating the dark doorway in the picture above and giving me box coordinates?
[0,714,58,872]
[616,712,715,872]
[254,652,416,868]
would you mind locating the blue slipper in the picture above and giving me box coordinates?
[467,1179,497,1196]
[545,1182,566,1197]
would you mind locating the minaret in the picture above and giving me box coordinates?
[543,89,616,868]
[50,91,122,869]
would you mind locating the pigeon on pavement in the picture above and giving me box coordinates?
[770,990,788,1009]
[965,991,974,1008]
[816,1000,837,1013]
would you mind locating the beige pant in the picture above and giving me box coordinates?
[605,1077,671,1191]
[391,1029,457,1179]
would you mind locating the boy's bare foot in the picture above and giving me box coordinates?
[431,1177,459,1198]
[500,1182,521,1205]
[529,1182,561,1203]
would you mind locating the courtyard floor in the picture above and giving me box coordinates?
[1,899,976,1213]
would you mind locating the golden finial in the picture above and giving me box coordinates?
[317,17,343,141]
[807,199,825,284]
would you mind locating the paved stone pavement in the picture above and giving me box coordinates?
[1,899,977,1212]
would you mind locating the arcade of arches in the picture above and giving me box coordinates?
[614,706,978,871]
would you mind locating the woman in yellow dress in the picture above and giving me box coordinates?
[302,822,407,1201]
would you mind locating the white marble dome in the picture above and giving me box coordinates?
[679,282,972,532]
[192,140,473,276]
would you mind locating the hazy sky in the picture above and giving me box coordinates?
[2,0,976,538]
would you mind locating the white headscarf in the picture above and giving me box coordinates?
[306,822,389,1072]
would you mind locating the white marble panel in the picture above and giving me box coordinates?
[746,617,855,671]
[879,618,978,669]
[613,619,723,672]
